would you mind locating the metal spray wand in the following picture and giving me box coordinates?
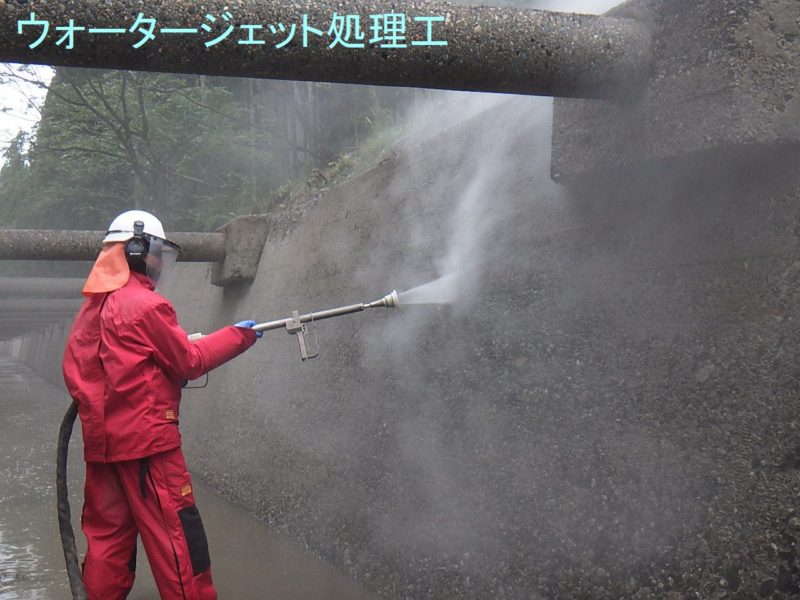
[189,290,400,360]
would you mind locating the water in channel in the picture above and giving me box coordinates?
[0,355,376,600]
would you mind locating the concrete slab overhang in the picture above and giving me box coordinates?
[551,0,800,182]
[0,277,84,298]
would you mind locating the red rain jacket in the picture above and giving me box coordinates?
[63,272,256,463]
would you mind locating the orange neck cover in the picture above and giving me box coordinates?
[82,243,131,296]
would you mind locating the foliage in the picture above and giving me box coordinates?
[261,109,404,212]
[0,67,417,233]
[0,131,30,228]
[0,69,275,231]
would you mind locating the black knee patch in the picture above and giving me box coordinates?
[177,505,211,575]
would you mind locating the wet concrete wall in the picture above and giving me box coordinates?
[0,321,71,386]
[5,95,800,599]
[160,96,800,598]
[552,0,800,182]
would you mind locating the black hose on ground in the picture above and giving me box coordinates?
[57,399,87,600]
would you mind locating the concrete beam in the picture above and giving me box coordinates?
[0,1,652,99]
[0,312,75,320]
[0,317,72,329]
[0,319,72,329]
[0,314,73,323]
[211,215,270,287]
[0,299,83,313]
[0,229,225,261]
[0,316,75,340]
[551,0,800,181]
[0,277,84,299]
[0,329,59,341]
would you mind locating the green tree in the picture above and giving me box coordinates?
[0,130,30,227]
[0,68,277,231]
[0,67,415,232]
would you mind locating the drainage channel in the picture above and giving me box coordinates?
[0,355,376,600]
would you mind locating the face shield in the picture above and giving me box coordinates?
[144,236,180,291]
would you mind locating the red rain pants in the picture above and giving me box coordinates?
[81,447,217,600]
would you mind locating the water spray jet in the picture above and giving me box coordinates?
[399,275,462,305]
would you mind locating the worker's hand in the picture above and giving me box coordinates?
[234,319,263,338]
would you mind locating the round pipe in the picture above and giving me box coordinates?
[0,229,226,262]
[0,1,652,99]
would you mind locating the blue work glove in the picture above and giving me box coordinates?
[234,319,263,338]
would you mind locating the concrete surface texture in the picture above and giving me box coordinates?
[5,92,800,598]
[10,93,779,599]
[0,0,651,99]
[2,0,798,597]
[552,0,800,181]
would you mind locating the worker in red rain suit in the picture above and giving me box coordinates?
[62,210,260,600]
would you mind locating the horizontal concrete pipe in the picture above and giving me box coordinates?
[0,229,225,262]
[0,0,653,99]
[0,215,271,287]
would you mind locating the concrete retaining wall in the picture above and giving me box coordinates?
[168,95,800,598]
[0,321,72,386]
[6,95,800,598]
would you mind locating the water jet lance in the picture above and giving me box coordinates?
[189,290,400,360]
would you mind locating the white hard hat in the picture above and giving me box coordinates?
[102,209,181,290]
[104,209,168,244]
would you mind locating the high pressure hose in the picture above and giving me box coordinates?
[57,400,87,600]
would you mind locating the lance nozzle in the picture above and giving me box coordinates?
[368,290,400,309]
